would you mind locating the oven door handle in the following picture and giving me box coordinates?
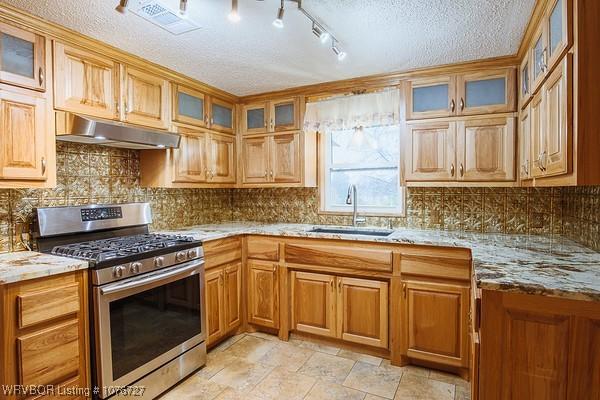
[100,259,203,295]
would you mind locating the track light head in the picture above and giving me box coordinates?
[311,23,330,44]
[332,42,347,61]
[179,0,188,15]
[115,0,129,14]
[228,0,240,22]
[273,5,285,28]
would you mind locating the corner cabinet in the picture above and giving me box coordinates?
[53,42,119,120]
[247,259,279,329]
[122,65,170,130]
[0,271,89,397]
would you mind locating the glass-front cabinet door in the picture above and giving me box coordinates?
[531,25,547,92]
[270,98,299,132]
[0,22,46,91]
[209,97,234,134]
[546,0,570,72]
[405,76,455,120]
[242,102,268,134]
[519,56,531,109]
[456,68,516,115]
[173,85,207,128]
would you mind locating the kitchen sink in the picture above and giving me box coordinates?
[308,227,394,237]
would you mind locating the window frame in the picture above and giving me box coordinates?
[318,125,406,217]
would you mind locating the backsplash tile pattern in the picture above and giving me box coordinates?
[0,142,233,253]
[231,187,564,236]
[1,141,598,253]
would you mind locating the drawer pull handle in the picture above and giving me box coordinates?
[402,283,407,299]
[41,157,46,175]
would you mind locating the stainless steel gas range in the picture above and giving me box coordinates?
[34,203,206,399]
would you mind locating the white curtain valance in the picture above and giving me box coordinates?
[303,89,400,133]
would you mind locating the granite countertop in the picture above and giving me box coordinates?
[0,251,89,285]
[159,222,600,303]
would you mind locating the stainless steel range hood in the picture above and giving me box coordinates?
[55,111,181,150]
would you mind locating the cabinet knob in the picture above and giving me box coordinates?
[270,170,274,178]
[38,67,44,86]
[272,264,277,272]
[337,279,342,293]
[459,97,465,112]
[402,283,407,299]
[41,157,46,175]
[450,163,455,177]
[264,170,268,178]
[459,163,464,177]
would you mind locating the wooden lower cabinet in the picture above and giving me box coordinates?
[479,290,600,400]
[205,262,242,346]
[401,280,469,368]
[0,271,89,399]
[290,272,389,349]
[247,259,279,329]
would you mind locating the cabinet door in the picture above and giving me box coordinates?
[247,259,279,329]
[519,56,531,110]
[53,42,118,119]
[405,76,455,120]
[173,84,207,127]
[242,102,268,134]
[402,280,469,367]
[0,88,47,181]
[122,65,169,129]
[542,55,571,177]
[291,272,336,338]
[456,117,516,182]
[471,331,480,400]
[530,91,545,178]
[456,69,516,115]
[545,0,571,73]
[568,318,600,400]
[270,98,299,132]
[223,263,242,332]
[0,22,45,91]
[205,268,224,345]
[209,97,234,134]
[337,277,388,349]
[405,121,456,181]
[519,105,532,180]
[172,131,207,183]
[242,136,270,184]
[270,133,301,183]
[531,24,548,92]
[207,133,236,183]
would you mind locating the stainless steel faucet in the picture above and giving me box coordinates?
[346,184,366,226]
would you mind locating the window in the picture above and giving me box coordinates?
[322,125,404,215]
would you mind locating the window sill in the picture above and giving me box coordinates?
[317,209,406,218]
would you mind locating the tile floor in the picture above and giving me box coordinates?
[160,332,471,400]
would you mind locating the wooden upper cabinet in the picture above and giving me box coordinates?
[519,55,532,110]
[0,87,48,181]
[207,132,235,183]
[122,65,169,129]
[270,97,300,132]
[541,55,571,177]
[53,42,119,120]
[209,97,234,134]
[337,277,388,349]
[172,129,207,183]
[270,133,301,183]
[405,121,456,181]
[0,22,45,91]
[291,272,337,338]
[242,136,270,184]
[172,84,207,128]
[242,102,268,134]
[405,75,455,120]
[456,69,516,116]
[402,280,469,368]
[456,116,516,182]
[530,91,545,178]
[247,259,279,329]
[519,104,532,180]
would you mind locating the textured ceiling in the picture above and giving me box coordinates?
[2,0,535,96]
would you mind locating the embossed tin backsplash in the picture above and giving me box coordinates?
[0,142,598,253]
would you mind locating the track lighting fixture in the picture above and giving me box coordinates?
[115,0,129,14]
[311,23,330,44]
[228,0,241,22]
[273,0,285,28]
[179,0,188,15]
[332,41,347,61]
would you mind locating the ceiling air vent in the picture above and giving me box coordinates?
[130,0,200,35]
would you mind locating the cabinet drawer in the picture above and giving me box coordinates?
[204,236,242,269]
[247,236,279,261]
[285,243,392,272]
[401,254,470,281]
[17,283,80,329]
[17,320,81,386]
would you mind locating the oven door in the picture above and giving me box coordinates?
[93,259,205,396]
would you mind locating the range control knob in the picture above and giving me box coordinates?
[130,262,142,274]
[113,265,125,278]
[187,249,198,259]
[176,251,187,262]
[154,256,165,268]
